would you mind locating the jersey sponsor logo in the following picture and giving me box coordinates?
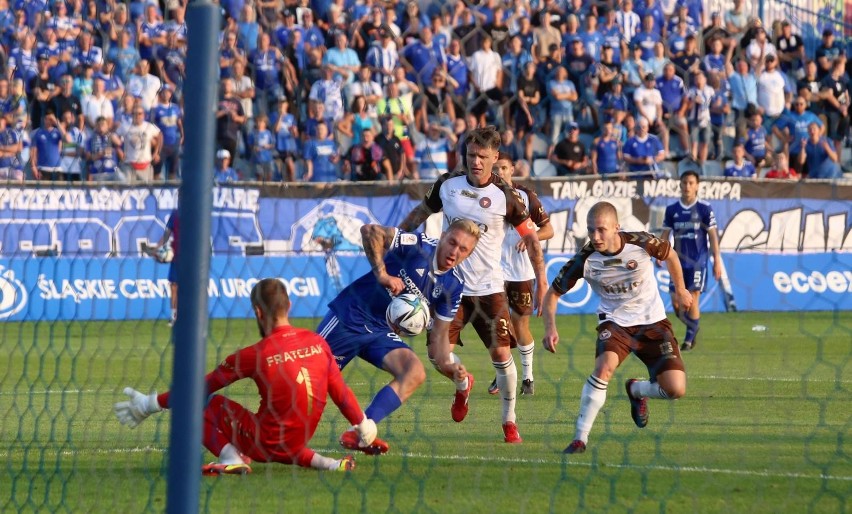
[626,260,638,271]
[0,265,27,319]
[398,268,428,303]
[479,197,491,208]
[602,280,641,294]
[400,233,418,245]
[460,189,478,199]
[603,258,622,266]
[448,215,488,234]
[599,329,612,340]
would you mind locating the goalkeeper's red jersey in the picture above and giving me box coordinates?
[158,325,364,446]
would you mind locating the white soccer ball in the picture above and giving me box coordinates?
[385,293,431,337]
[156,245,174,263]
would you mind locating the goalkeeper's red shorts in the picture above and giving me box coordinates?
[204,395,316,467]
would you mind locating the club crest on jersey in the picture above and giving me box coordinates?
[461,189,478,199]
[599,329,612,340]
[432,284,442,298]
[479,197,491,208]
[626,260,638,271]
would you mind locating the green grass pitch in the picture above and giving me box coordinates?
[1,311,849,513]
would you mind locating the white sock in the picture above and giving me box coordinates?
[493,358,517,424]
[310,453,339,470]
[450,353,468,391]
[575,375,608,444]
[171,308,177,320]
[218,443,242,465]
[632,380,670,399]
[517,342,534,381]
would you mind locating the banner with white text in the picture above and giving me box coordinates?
[0,179,849,321]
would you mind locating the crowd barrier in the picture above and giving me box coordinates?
[0,178,849,320]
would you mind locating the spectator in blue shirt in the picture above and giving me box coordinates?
[581,15,604,62]
[724,140,757,178]
[402,27,445,88]
[107,31,140,83]
[800,121,842,179]
[150,85,183,180]
[657,63,690,157]
[623,115,666,177]
[273,97,299,182]
[250,114,276,181]
[214,148,240,183]
[636,0,666,36]
[302,121,339,182]
[547,66,578,156]
[31,110,71,181]
[727,58,757,125]
[743,112,768,169]
[324,32,361,84]
[633,15,661,61]
[774,97,822,174]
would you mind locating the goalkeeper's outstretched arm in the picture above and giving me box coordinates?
[113,387,163,429]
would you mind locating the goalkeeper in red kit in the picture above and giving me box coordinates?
[114,278,378,474]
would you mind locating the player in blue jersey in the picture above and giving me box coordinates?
[317,219,480,455]
[153,208,180,326]
[660,171,722,351]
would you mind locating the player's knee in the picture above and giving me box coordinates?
[407,360,427,388]
[665,383,686,399]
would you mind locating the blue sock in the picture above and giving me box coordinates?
[364,385,402,424]
[684,315,700,342]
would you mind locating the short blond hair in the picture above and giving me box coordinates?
[447,218,481,242]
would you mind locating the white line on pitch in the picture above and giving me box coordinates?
[3,372,849,396]
[1,446,849,482]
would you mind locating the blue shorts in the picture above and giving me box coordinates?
[316,311,410,370]
[168,261,177,283]
[670,266,707,293]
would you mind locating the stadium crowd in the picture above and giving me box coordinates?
[1,0,850,182]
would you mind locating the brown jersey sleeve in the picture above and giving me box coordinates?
[423,170,463,213]
[621,231,671,260]
[518,184,550,228]
[498,176,531,227]
[551,242,595,295]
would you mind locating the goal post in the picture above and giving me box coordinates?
[166,3,219,514]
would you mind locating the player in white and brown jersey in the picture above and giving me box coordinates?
[400,127,547,444]
[541,201,693,454]
[486,153,553,397]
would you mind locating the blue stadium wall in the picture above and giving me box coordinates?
[0,179,849,321]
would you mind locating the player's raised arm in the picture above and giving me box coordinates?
[361,224,404,295]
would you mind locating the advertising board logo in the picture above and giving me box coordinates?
[291,199,379,253]
[546,257,593,308]
[0,266,27,319]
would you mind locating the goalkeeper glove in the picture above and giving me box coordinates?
[114,387,162,428]
[354,416,377,446]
